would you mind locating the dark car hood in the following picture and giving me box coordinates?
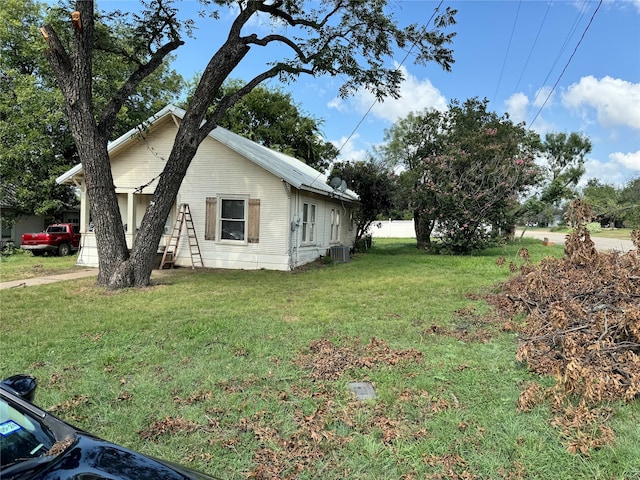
[5,434,217,480]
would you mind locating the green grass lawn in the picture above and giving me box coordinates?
[0,250,89,282]
[1,239,638,479]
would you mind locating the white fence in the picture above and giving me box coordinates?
[369,219,416,238]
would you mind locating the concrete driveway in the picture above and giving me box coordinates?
[517,229,635,253]
[0,269,98,290]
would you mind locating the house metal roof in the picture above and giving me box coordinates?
[56,104,358,202]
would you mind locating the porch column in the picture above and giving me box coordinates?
[80,185,90,233]
[126,191,136,248]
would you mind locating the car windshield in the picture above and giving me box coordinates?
[0,396,56,468]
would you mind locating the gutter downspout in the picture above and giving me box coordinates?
[282,180,297,270]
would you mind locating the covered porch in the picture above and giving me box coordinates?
[57,166,173,267]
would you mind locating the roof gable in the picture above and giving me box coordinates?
[57,105,357,202]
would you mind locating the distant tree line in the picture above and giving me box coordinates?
[581,178,640,229]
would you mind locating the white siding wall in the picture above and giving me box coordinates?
[110,127,171,192]
[174,130,292,270]
[77,116,355,271]
[290,191,356,267]
[76,233,98,267]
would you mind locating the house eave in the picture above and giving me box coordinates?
[56,163,83,185]
[54,104,360,203]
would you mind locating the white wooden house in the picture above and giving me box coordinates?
[56,105,358,270]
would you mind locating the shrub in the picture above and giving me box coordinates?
[586,222,602,233]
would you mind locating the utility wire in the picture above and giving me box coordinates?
[529,0,602,128]
[524,0,590,124]
[513,0,551,93]
[491,0,521,107]
[336,0,445,156]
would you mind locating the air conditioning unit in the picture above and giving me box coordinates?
[329,246,351,263]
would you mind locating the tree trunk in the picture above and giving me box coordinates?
[119,40,251,288]
[414,211,433,250]
[76,135,131,287]
[127,140,199,287]
[41,1,131,288]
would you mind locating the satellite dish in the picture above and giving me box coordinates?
[339,180,347,192]
[329,176,342,189]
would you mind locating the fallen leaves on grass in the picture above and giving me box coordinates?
[551,399,614,456]
[295,336,423,381]
[173,390,214,406]
[116,390,133,402]
[134,336,471,478]
[422,303,505,344]
[237,337,459,479]
[242,392,451,479]
[48,394,90,422]
[423,453,476,479]
[138,416,206,441]
[516,382,545,412]
[49,394,90,414]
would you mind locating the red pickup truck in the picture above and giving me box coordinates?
[21,223,81,256]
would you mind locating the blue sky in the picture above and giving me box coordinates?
[103,0,640,188]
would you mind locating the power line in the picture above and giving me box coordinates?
[523,0,590,125]
[513,0,551,93]
[529,0,602,129]
[491,0,522,107]
[336,0,446,156]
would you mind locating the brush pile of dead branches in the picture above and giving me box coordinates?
[496,201,640,403]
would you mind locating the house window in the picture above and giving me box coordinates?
[221,198,246,241]
[302,202,316,244]
[330,208,340,243]
[1,222,13,239]
[205,196,260,243]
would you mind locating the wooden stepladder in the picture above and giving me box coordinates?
[160,203,203,269]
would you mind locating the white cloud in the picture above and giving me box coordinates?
[609,150,640,171]
[562,76,640,130]
[327,96,345,112]
[581,151,640,187]
[328,65,447,123]
[603,0,640,13]
[533,86,554,108]
[332,134,368,163]
[504,92,529,123]
[505,91,553,134]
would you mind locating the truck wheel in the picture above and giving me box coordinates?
[58,243,71,256]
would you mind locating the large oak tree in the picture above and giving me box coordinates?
[41,0,456,288]
[0,0,182,223]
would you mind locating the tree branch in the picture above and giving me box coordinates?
[198,66,287,140]
[40,25,73,94]
[256,0,344,30]
[98,38,183,134]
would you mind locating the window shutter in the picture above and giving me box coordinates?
[248,199,260,243]
[205,197,217,240]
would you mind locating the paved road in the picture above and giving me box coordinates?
[517,229,635,253]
